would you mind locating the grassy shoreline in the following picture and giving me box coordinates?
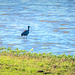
[0,47,75,75]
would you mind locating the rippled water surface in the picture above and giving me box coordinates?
[0,0,75,55]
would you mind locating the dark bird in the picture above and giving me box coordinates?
[21,26,30,39]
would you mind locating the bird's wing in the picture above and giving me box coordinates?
[24,30,29,34]
[24,30,26,32]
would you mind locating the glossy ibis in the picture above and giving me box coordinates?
[21,26,30,39]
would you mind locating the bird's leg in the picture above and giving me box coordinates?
[23,36,25,39]
[26,36,27,39]
[24,37,25,39]
[23,37,24,39]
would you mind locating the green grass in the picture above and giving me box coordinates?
[0,47,75,75]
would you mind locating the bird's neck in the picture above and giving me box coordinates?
[28,27,29,31]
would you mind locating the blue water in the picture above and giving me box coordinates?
[0,0,75,55]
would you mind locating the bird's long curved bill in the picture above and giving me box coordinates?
[30,27,32,29]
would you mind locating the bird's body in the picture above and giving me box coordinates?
[21,26,30,39]
[21,30,29,36]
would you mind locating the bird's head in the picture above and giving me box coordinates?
[28,26,31,30]
[28,26,32,30]
[28,26,30,28]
